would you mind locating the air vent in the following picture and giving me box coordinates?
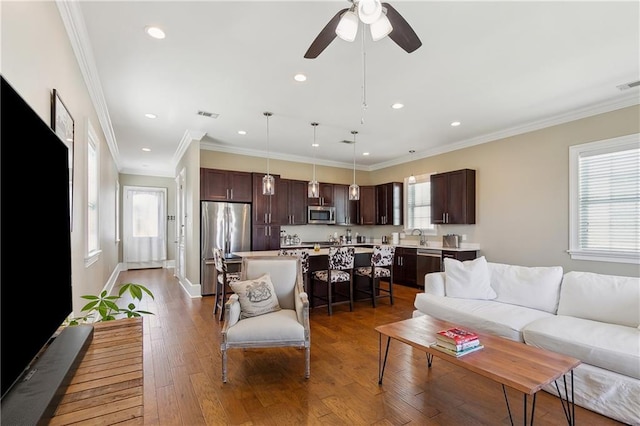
[617,81,640,91]
[197,110,219,118]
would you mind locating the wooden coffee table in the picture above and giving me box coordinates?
[375,315,581,425]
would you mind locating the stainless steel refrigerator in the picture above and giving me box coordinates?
[201,201,251,296]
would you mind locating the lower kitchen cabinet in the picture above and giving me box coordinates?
[393,247,417,287]
[441,250,478,267]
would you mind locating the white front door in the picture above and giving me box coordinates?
[123,186,167,269]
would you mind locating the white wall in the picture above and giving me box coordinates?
[1,1,121,314]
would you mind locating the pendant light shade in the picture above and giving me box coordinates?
[262,112,275,195]
[308,122,319,198]
[407,149,416,183]
[349,130,360,201]
[370,12,392,41]
[357,0,383,24]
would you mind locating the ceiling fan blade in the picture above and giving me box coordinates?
[304,8,348,59]
[382,3,422,54]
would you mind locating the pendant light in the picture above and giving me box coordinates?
[408,150,417,183]
[262,112,275,195]
[349,130,360,201]
[308,122,320,198]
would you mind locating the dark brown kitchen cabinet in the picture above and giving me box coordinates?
[334,184,358,225]
[277,179,307,225]
[200,168,252,202]
[307,183,334,206]
[252,224,281,251]
[376,182,403,225]
[441,250,478,268]
[431,169,476,224]
[251,173,280,226]
[393,247,417,287]
[358,185,376,225]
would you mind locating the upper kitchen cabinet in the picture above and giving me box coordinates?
[334,184,358,225]
[200,168,252,202]
[252,172,280,226]
[307,183,334,206]
[277,179,307,225]
[358,185,376,225]
[431,168,476,224]
[376,182,403,226]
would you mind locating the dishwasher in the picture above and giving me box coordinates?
[416,248,442,287]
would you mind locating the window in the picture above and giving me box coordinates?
[86,122,101,266]
[569,134,639,264]
[404,174,436,234]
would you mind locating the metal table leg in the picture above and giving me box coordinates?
[378,334,391,385]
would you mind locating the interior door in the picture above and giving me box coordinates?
[175,169,186,280]
[123,186,167,269]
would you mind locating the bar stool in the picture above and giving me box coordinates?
[355,245,395,307]
[213,248,240,321]
[311,246,355,315]
[278,249,310,292]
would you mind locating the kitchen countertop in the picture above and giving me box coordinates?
[279,241,480,252]
[233,247,374,257]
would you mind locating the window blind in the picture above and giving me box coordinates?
[578,146,639,254]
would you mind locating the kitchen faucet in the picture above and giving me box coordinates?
[411,229,426,246]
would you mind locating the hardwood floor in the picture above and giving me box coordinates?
[115,267,623,425]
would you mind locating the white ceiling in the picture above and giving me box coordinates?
[74,1,640,177]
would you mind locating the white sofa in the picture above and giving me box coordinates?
[413,258,640,425]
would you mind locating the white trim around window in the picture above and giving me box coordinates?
[85,121,101,267]
[568,133,639,264]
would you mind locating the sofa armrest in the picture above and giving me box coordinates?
[221,294,241,333]
[425,272,446,296]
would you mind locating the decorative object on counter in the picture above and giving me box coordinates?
[392,232,399,245]
[312,246,355,315]
[355,244,395,307]
[308,122,320,198]
[348,130,360,200]
[443,234,461,248]
[261,112,275,195]
[381,235,388,244]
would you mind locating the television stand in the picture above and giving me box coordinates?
[1,325,94,425]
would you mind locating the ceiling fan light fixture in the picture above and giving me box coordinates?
[357,0,383,24]
[370,13,392,41]
[336,10,359,42]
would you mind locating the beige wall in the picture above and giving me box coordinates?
[201,106,639,278]
[2,1,120,314]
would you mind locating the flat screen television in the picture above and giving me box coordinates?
[0,76,75,401]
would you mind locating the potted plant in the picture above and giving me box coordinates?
[67,282,154,325]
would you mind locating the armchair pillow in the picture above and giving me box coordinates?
[229,273,281,319]
[444,256,497,300]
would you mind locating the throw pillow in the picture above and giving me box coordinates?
[229,273,281,319]
[444,256,497,300]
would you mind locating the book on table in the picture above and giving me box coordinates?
[435,337,481,352]
[436,327,479,345]
[431,342,484,357]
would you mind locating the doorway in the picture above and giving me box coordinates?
[123,186,167,269]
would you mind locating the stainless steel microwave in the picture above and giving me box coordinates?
[308,206,336,224]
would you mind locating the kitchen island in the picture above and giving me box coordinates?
[233,247,375,309]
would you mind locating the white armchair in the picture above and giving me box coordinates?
[220,256,310,383]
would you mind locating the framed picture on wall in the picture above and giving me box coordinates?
[51,89,74,229]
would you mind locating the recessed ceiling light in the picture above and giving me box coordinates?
[145,26,165,39]
[294,73,307,82]
[312,143,319,147]
[451,121,461,127]
[362,152,370,156]
[391,103,404,109]
[142,148,151,152]
[238,130,247,135]
[145,113,157,119]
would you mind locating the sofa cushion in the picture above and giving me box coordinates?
[523,315,640,380]
[413,293,553,342]
[444,256,497,300]
[488,263,563,314]
[557,271,640,328]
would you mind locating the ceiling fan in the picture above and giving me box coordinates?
[304,0,422,59]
